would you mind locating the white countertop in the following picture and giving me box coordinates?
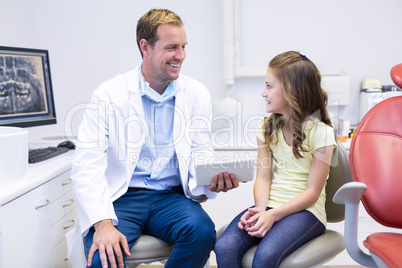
[0,150,74,206]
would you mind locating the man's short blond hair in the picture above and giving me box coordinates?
[136,9,183,58]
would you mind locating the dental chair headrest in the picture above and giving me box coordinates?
[390,63,402,88]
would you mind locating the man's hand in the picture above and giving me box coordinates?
[87,219,131,268]
[207,172,239,192]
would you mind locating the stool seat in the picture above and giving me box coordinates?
[125,235,174,267]
[242,229,344,268]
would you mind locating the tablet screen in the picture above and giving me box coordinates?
[194,158,255,186]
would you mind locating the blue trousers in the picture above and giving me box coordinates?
[84,187,216,268]
[214,207,325,268]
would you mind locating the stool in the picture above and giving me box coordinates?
[125,235,174,268]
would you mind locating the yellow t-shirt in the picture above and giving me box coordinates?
[257,116,337,226]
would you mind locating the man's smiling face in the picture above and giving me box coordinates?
[144,23,187,92]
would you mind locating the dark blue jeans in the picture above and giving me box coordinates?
[84,187,215,268]
[215,207,325,268]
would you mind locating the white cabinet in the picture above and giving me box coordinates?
[0,169,77,268]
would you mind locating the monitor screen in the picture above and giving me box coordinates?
[0,46,57,128]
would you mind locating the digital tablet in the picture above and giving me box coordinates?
[194,158,255,186]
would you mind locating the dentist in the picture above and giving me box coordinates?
[70,8,239,268]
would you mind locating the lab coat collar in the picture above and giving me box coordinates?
[126,67,144,114]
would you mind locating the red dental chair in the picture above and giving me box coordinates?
[333,64,402,267]
[390,63,402,89]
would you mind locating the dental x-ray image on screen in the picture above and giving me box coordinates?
[0,46,57,128]
[0,54,47,115]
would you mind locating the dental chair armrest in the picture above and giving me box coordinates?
[333,182,377,267]
[333,182,366,205]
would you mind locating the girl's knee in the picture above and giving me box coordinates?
[252,249,283,268]
[214,236,224,255]
[214,230,239,256]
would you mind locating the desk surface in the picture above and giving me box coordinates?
[0,150,74,206]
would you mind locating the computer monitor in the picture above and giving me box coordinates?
[0,46,57,128]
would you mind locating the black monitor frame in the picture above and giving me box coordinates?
[0,46,57,128]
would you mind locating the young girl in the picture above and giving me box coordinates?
[214,51,337,268]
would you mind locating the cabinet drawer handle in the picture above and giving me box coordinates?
[35,199,50,209]
[62,199,75,207]
[62,179,72,186]
[63,219,75,230]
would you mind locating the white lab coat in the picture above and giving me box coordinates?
[67,65,217,266]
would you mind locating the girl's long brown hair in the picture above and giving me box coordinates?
[263,51,332,159]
